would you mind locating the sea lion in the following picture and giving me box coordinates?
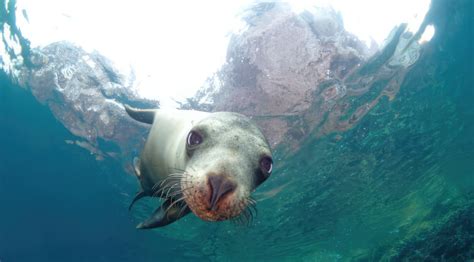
[125,105,273,229]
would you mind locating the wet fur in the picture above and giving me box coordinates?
[125,105,272,228]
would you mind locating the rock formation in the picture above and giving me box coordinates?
[187,3,420,151]
[15,42,158,164]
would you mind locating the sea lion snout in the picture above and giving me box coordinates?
[181,169,245,221]
[208,174,237,211]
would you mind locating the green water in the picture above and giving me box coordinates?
[1,0,473,260]
[146,0,473,259]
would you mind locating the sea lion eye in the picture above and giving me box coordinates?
[187,131,203,147]
[260,156,273,174]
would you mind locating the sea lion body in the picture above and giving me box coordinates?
[125,105,273,229]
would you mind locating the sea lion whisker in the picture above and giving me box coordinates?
[154,181,179,198]
[160,176,189,186]
[168,175,185,179]
[177,202,189,217]
[168,167,187,173]
[247,197,257,208]
[245,197,257,209]
[164,183,181,200]
[245,198,258,219]
[157,172,185,183]
[247,196,257,206]
[164,196,187,214]
[154,183,173,197]
[232,201,254,227]
[152,187,164,197]
[167,186,195,198]
[153,181,193,198]
[240,212,248,226]
[250,204,258,218]
[246,207,255,225]
[161,180,180,195]
[249,198,257,206]
[167,173,186,178]
[158,184,174,199]
[159,178,192,187]
[247,206,256,222]
[241,208,251,226]
[156,174,183,188]
[154,177,173,191]
[152,180,165,191]
[153,180,170,191]
[231,201,253,226]
[233,203,245,224]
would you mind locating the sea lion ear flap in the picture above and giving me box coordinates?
[124,104,156,124]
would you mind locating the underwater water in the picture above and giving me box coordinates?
[1,0,473,261]
[0,73,188,261]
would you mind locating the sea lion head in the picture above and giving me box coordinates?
[180,112,273,222]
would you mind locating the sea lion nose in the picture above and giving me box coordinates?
[208,174,237,211]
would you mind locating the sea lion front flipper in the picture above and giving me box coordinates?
[128,157,148,211]
[124,104,155,124]
[128,191,147,211]
[136,199,191,229]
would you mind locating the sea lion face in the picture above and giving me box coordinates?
[181,112,273,222]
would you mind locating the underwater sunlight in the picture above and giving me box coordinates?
[0,0,472,261]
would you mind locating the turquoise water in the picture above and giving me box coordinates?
[0,74,185,260]
[1,0,473,261]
